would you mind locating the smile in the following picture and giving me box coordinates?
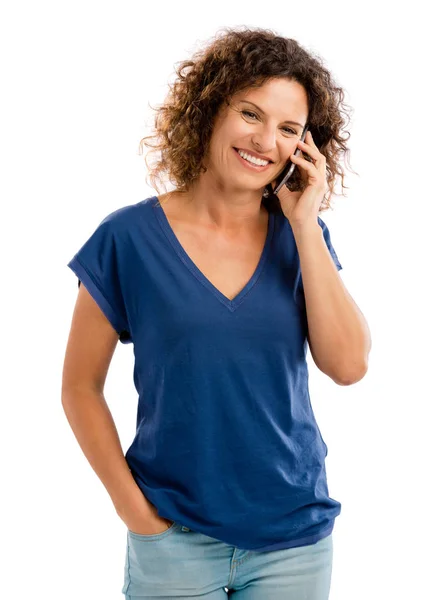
[233,148,272,172]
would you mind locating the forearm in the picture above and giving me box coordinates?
[292,222,371,383]
[61,389,152,517]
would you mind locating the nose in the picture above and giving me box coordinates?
[252,122,294,159]
[252,130,276,154]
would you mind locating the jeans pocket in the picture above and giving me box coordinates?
[122,522,181,596]
[127,520,177,541]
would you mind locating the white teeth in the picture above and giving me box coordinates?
[237,149,269,166]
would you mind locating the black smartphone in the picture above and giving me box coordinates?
[272,124,309,196]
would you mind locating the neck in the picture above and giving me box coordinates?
[173,184,267,236]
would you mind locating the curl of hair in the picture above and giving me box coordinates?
[139,26,359,214]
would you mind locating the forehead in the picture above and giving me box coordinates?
[236,78,307,103]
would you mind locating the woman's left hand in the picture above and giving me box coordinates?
[276,130,328,229]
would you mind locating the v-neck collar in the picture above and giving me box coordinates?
[153,196,275,312]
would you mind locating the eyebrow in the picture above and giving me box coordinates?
[240,100,305,129]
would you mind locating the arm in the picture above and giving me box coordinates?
[292,222,371,385]
[61,283,154,522]
[61,387,148,517]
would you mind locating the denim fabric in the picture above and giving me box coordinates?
[122,523,333,599]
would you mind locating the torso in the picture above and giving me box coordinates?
[157,193,270,301]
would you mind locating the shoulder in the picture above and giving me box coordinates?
[96,198,158,236]
[99,201,142,227]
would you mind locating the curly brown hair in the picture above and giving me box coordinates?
[138,26,358,215]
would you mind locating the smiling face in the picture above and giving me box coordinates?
[202,78,309,193]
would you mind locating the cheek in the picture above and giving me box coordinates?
[226,118,251,140]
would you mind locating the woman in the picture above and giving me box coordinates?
[62,26,371,600]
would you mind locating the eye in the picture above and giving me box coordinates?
[241,110,297,135]
[283,127,298,136]
[242,110,258,120]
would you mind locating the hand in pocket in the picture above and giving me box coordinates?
[126,513,174,536]
[117,492,174,535]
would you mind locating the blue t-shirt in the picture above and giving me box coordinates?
[67,195,343,552]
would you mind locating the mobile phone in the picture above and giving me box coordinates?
[272,124,309,196]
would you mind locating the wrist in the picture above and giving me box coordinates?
[114,481,154,518]
[289,219,321,240]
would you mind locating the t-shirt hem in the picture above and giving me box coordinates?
[248,521,335,552]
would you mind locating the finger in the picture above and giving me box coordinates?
[290,153,325,178]
[291,150,319,166]
[296,139,321,162]
[290,153,315,171]
[306,130,317,147]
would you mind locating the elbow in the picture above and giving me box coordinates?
[332,362,369,386]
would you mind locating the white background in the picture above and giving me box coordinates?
[1,1,438,598]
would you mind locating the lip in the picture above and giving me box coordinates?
[233,148,272,172]
[234,147,273,162]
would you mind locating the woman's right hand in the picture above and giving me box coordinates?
[115,479,174,535]
[124,512,174,536]
[118,499,174,535]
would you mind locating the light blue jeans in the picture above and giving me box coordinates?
[122,522,333,599]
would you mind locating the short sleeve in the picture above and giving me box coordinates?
[317,216,343,271]
[67,213,132,344]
